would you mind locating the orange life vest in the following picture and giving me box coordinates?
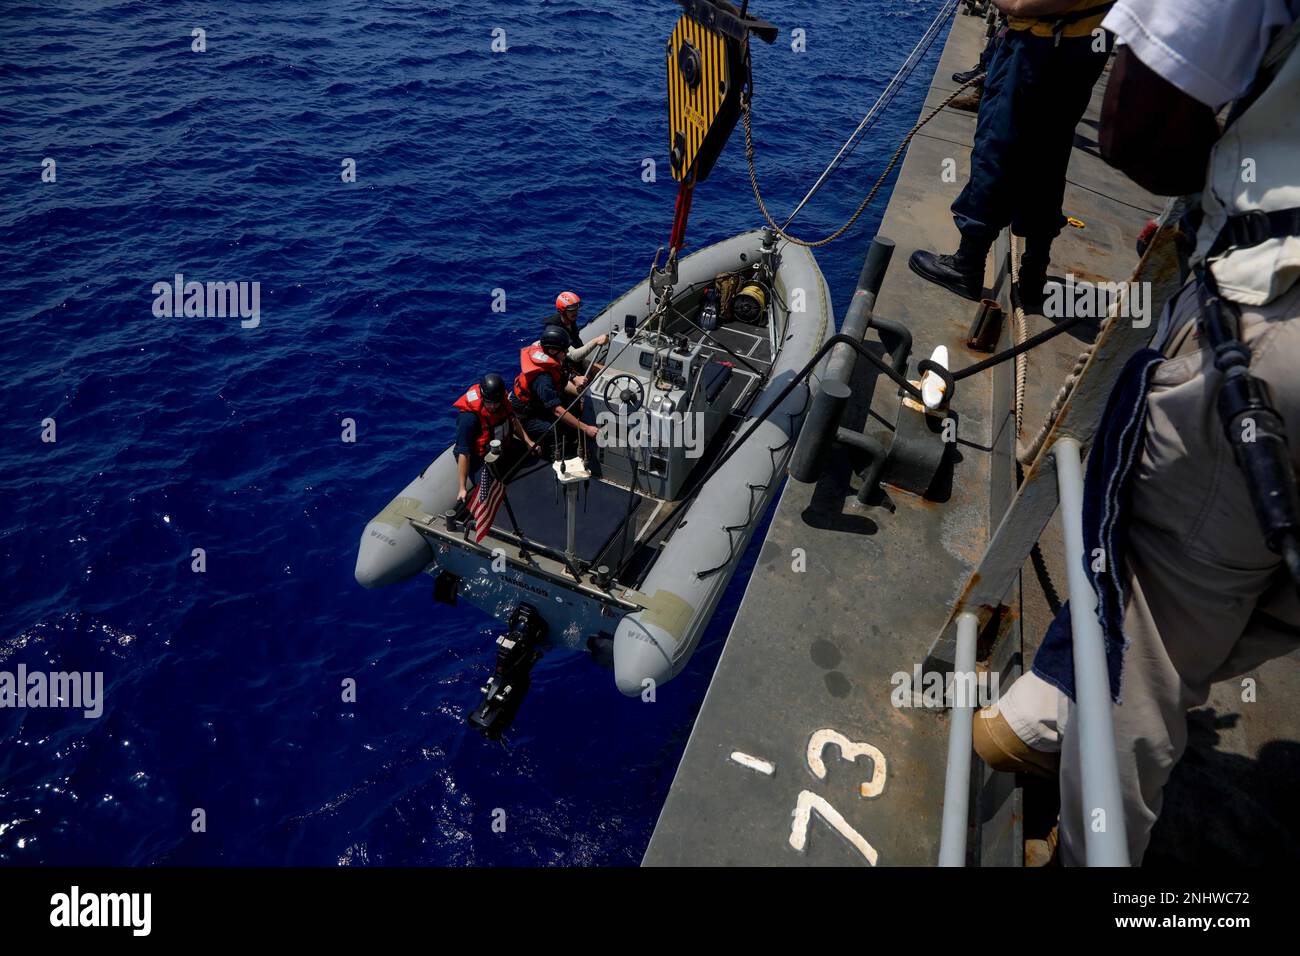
[512,346,565,410]
[452,384,513,457]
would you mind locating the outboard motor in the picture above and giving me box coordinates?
[468,603,548,738]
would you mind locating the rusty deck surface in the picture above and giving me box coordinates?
[643,8,1300,867]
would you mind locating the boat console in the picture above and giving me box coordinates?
[586,321,733,500]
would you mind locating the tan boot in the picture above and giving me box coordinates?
[972,705,1060,779]
[1025,824,1060,867]
[948,86,983,113]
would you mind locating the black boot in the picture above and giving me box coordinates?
[908,236,990,301]
[952,66,983,84]
[1017,240,1052,315]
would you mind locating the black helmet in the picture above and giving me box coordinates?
[479,373,506,403]
[539,324,570,353]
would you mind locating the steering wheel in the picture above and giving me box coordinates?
[603,374,645,414]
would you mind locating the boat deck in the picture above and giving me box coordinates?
[410,467,677,604]
[644,10,1300,866]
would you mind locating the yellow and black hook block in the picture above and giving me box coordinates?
[666,0,777,183]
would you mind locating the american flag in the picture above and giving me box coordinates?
[470,468,504,544]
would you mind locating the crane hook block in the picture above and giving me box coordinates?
[667,0,777,184]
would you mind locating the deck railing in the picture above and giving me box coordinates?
[933,199,1188,866]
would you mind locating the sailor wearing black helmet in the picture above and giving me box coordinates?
[452,372,536,503]
[511,323,601,461]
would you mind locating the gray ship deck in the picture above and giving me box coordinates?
[644,10,1300,866]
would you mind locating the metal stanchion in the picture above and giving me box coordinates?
[1053,437,1129,866]
[938,610,979,866]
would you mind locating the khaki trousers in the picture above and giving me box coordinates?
[1053,277,1300,865]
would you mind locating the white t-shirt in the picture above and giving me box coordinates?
[1104,0,1300,109]
[1104,0,1300,305]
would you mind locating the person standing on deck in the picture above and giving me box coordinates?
[909,0,1114,310]
[975,0,1300,866]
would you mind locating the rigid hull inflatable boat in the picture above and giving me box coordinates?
[355,229,829,730]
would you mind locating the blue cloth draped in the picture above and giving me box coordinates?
[1031,348,1165,704]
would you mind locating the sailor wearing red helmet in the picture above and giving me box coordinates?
[550,291,608,371]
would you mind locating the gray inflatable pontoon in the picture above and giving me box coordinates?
[355,229,830,727]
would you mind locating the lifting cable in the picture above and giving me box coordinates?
[742,72,983,248]
[742,0,977,248]
[780,0,962,231]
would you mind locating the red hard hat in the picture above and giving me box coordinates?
[555,291,581,311]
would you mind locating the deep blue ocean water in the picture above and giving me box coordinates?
[0,0,945,865]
